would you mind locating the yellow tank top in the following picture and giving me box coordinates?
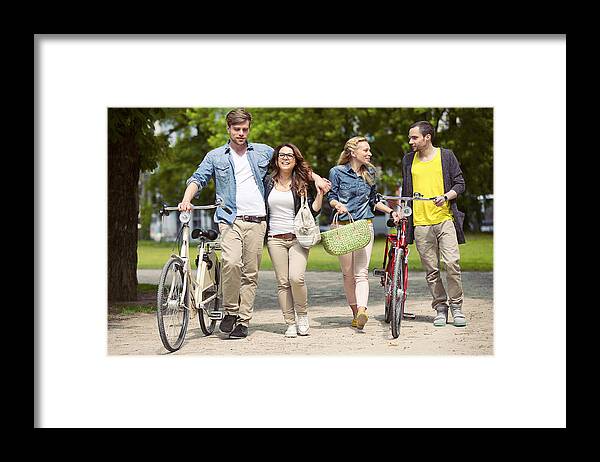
[411,148,453,226]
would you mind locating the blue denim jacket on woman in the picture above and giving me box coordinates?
[327,163,379,222]
[186,140,274,225]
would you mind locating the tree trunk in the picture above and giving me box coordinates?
[108,133,140,301]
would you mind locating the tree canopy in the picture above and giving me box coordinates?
[143,107,493,228]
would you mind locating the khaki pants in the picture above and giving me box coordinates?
[334,222,375,308]
[266,237,309,325]
[218,220,267,327]
[413,219,463,310]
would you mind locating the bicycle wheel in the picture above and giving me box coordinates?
[198,258,221,335]
[157,257,190,352]
[384,260,393,323]
[390,249,406,339]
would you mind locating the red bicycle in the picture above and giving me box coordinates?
[373,193,436,338]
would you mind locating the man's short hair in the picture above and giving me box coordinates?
[226,108,252,127]
[410,120,435,141]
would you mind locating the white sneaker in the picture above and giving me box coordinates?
[285,324,297,338]
[297,314,310,336]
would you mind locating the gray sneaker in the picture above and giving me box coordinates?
[433,305,448,327]
[450,305,467,327]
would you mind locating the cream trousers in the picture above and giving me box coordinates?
[218,220,267,326]
[333,222,375,308]
[266,237,310,325]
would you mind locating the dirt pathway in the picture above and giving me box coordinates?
[108,271,493,355]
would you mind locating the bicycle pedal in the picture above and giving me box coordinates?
[373,269,386,277]
[403,312,416,319]
[207,311,225,320]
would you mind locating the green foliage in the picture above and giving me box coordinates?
[108,108,170,172]
[140,107,493,227]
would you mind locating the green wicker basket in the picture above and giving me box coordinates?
[320,212,372,256]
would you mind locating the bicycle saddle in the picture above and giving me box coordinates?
[191,229,218,241]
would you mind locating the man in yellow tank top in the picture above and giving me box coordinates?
[403,121,467,328]
[411,146,454,227]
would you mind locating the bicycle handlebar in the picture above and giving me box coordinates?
[381,192,438,228]
[380,194,437,201]
[160,201,232,216]
[162,205,219,211]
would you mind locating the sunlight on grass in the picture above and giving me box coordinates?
[138,233,492,272]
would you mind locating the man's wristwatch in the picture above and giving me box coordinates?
[443,194,448,202]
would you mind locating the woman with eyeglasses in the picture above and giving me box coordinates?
[328,136,400,331]
[263,143,324,338]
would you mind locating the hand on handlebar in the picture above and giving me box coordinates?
[432,195,446,207]
[391,211,401,224]
[178,200,193,212]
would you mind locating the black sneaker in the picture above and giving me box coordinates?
[219,314,238,333]
[229,324,248,339]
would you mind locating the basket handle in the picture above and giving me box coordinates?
[331,210,354,227]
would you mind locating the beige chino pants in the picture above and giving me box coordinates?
[218,220,267,327]
[266,237,310,325]
[413,219,463,310]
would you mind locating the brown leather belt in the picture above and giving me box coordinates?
[271,233,296,240]
[236,215,267,223]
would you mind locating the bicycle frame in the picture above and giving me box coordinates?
[375,193,435,328]
[191,235,221,314]
[161,204,224,316]
[157,202,230,351]
[380,192,436,276]
[383,220,409,282]
[380,210,410,314]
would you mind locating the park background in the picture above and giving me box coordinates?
[108,107,493,303]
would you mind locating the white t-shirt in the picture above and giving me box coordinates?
[268,188,295,236]
[231,150,266,216]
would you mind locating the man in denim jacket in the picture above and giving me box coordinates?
[178,108,330,338]
[402,120,467,328]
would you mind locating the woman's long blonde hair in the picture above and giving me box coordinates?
[337,136,376,185]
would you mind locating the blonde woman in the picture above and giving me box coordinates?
[327,136,399,330]
[264,143,324,337]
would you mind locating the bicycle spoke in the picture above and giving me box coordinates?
[167,283,182,342]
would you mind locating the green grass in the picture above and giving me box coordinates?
[118,305,156,315]
[108,283,158,314]
[137,283,159,294]
[138,232,492,272]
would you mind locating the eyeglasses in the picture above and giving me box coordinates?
[278,153,295,159]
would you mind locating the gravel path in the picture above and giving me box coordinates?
[108,270,493,355]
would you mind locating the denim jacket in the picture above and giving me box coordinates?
[327,163,379,222]
[186,141,274,224]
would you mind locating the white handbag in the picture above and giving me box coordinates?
[294,194,321,249]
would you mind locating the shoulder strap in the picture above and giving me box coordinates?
[300,193,307,208]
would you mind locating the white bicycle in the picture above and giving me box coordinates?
[156,201,230,352]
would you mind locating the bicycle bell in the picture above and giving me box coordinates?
[179,211,191,224]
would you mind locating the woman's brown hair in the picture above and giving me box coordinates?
[270,143,313,196]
